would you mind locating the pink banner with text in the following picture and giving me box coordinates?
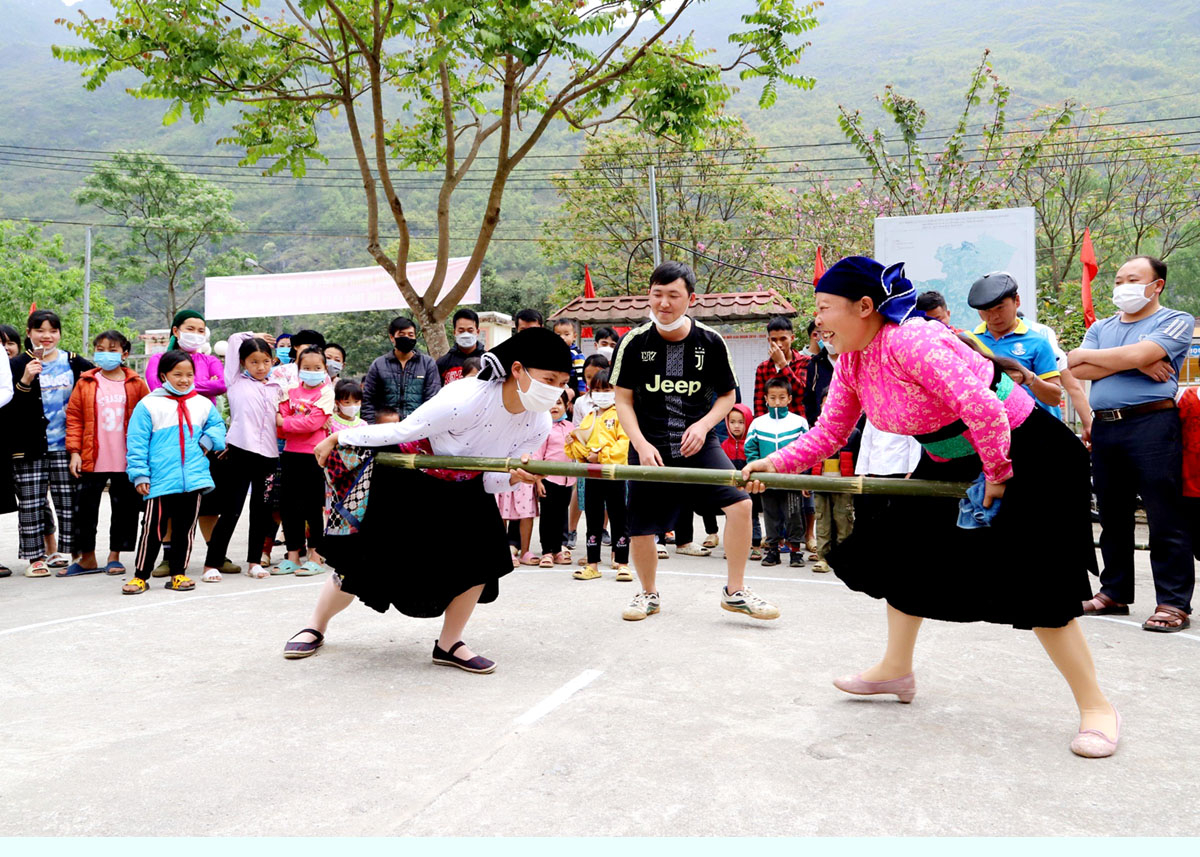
[204,258,481,320]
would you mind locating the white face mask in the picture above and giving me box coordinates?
[515,368,564,413]
[591,391,616,410]
[596,345,615,361]
[339,403,361,418]
[1112,281,1157,315]
[455,332,478,350]
[649,309,690,332]
[178,331,208,352]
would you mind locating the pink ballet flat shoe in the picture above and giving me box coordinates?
[1070,708,1121,758]
[833,671,916,703]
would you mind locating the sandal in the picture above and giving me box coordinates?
[283,628,324,659]
[246,564,271,580]
[1142,604,1191,633]
[272,560,299,576]
[0,564,11,578]
[1082,593,1129,616]
[614,564,634,582]
[750,546,764,561]
[164,574,195,591]
[656,545,669,560]
[296,561,327,577]
[45,552,71,569]
[104,562,126,575]
[122,578,149,595]
[520,552,540,566]
[432,640,496,674]
[538,554,554,568]
[202,568,222,583]
[574,564,602,581]
[59,562,104,577]
[24,560,51,578]
[553,550,571,565]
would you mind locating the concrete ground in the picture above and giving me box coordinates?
[1,502,1197,837]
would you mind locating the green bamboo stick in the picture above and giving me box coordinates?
[375,453,970,498]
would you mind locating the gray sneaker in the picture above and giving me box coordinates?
[622,590,661,621]
[721,586,780,620]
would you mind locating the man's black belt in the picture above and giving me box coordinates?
[1091,398,1177,423]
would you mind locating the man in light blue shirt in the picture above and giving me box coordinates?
[1069,254,1194,632]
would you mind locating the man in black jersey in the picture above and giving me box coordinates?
[611,261,780,622]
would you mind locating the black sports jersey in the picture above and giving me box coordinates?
[609,318,737,456]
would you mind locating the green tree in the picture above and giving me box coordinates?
[73,151,243,325]
[0,220,127,351]
[541,120,789,299]
[55,0,820,356]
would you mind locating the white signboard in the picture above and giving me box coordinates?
[874,207,1037,325]
[204,257,481,320]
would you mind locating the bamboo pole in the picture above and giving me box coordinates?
[375,453,970,498]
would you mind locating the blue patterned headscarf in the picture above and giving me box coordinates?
[815,256,917,325]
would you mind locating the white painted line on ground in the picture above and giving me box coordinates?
[0,580,325,636]
[514,669,603,726]
[514,567,843,586]
[1084,613,1200,643]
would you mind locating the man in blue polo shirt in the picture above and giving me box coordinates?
[966,272,1063,415]
[1068,254,1194,633]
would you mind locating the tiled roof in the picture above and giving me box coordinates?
[549,289,797,325]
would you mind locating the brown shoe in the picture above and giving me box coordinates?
[1142,604,1191,633]
[1082,592,1129,616]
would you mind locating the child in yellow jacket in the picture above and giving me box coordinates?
[564,369,630,581]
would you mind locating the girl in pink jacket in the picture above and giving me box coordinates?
[275,346,335,575]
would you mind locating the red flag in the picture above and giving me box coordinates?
[29,300,37,314]
[1080,228,1098,328]
[813,246,826,286]
[583,264,596,299]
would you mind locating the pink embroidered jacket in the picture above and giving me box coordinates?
[767,320,1035,484]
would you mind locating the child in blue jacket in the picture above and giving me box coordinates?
[123,351,226,594]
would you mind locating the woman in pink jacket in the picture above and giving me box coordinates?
[275,346,335,576]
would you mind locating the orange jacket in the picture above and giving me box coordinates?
[65,367,151,472]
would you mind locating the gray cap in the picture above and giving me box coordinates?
[967,271,1019,309]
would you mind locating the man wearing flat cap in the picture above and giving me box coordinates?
[966,272,1063,415]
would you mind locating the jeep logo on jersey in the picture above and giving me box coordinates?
[646,375,702,395]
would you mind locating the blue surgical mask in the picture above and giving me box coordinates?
[163,382,195,396]
[553,412,567,423]
[299,369,326,388]
[769,406,788,419]
[276,347,292,364]
[93,352,122,371]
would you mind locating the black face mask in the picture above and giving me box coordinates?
[393,336,417,354]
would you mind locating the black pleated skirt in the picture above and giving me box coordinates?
[322,465,513,618]
[829,406,1097,629]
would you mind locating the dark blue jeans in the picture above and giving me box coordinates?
[1092,408,1194,612]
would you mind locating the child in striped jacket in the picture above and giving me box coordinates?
[745,377,809,567]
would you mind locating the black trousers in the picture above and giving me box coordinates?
[762,489,806,545]
[586,479,629,564]
[205,446,278,567]
[280,451,325,556]
[135,492,203,579]
[1093,409,1195,612]
[538,480,572,555]
[675,505,720,546]
[74,471,140,554]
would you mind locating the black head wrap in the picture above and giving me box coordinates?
[815,256,916,325]
[479,327,573,382]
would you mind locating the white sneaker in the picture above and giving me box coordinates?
[721,586,780,620]
[622,590,661,621]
